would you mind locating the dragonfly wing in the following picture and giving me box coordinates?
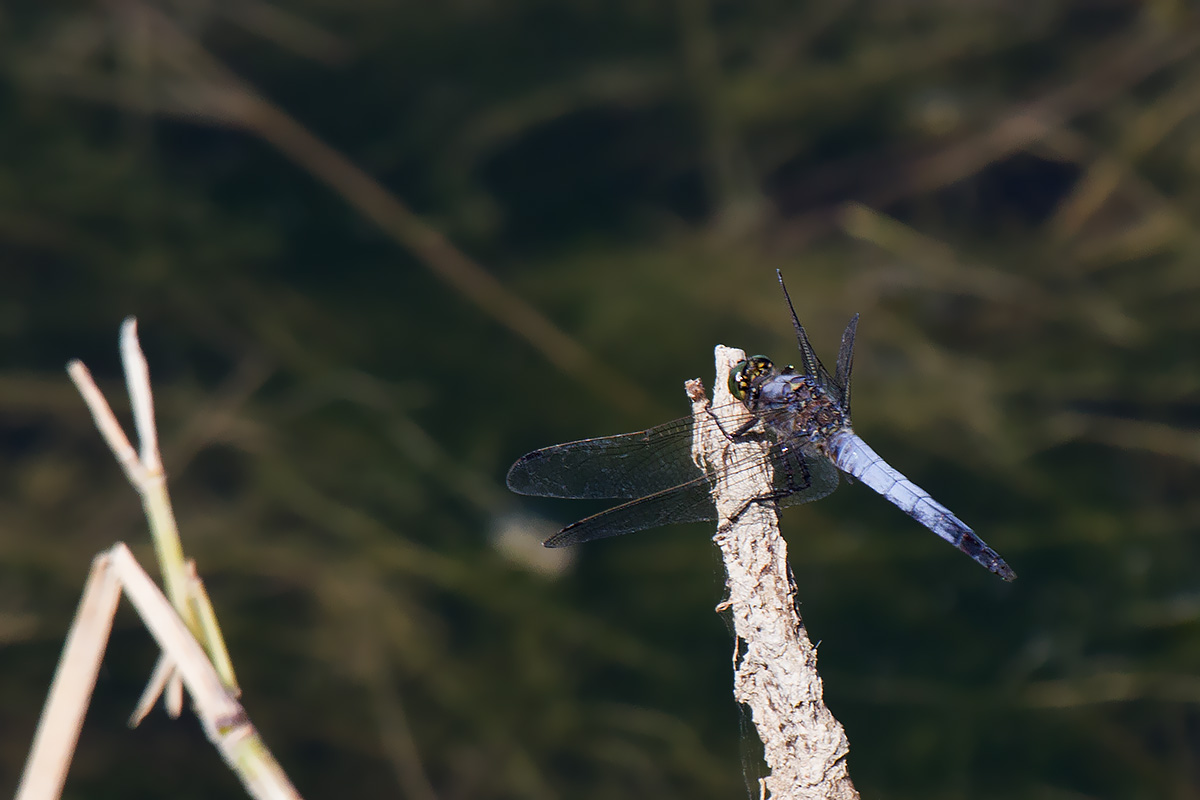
[543,438,841,547]
[543,476,717,546]
[774,441,840,508]
[507,415,703,499]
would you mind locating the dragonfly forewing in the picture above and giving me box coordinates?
[506,415,702,500]
[511,401,843,544]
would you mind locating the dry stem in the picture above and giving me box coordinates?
[688,345,858,800]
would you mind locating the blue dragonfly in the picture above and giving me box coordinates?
[507,272,1015,581]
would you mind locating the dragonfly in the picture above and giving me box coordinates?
[507,271,1016,581]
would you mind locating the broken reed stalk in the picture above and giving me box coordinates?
[66,319,237,688]
[16,318,301,800]
[17,544,300,800]
[688,345,859,800]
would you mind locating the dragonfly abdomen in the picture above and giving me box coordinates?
[827,430,1016,581]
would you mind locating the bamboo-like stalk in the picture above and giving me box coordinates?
[688,346,859,800]
[66,318,237,690]
[17,318,299,800]
[15,544,302,800]
[14,549,122,800]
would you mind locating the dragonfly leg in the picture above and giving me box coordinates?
[720,451,813,530]
[703,405,766,441]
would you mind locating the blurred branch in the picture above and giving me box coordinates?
[1035,129,1192,266]
[778,23,1200,247]
[372,670,440,800]
[887,25,1200,204]
[1023,671,1200,707]
[326,581,440,800]
[675,0,766,235]
[840,202,1143,346]
[1046,412,1200,466]
[1049,63,1200,244]
[312,370,510,514]
[218,0,351,64]
[20,2,653,416]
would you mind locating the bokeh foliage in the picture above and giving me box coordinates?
[3,1,1200,798]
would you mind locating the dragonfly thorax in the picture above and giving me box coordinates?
[740,363,849,443]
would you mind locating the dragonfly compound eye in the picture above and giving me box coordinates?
[748,356,774,376]
[728,355,774,401]
[729,360,751,401]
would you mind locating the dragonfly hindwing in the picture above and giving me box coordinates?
[834,313,859,415]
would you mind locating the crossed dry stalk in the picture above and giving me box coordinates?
[16,319,301,800]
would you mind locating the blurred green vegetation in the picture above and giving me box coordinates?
[2,1,1200,798]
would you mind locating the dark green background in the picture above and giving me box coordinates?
[3,2,1200,798]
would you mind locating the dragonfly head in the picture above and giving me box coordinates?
[729,355,775,403]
